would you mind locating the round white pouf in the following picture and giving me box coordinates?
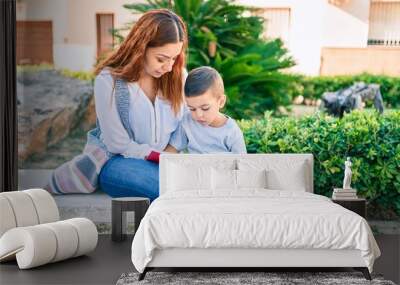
[0,218,98,269]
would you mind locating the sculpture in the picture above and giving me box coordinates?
[320,82,384,117]
[343,157,352,190]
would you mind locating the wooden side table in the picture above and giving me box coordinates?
[332,198,366,218]
[112,197,150,242]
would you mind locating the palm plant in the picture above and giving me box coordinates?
[121,0,297,119]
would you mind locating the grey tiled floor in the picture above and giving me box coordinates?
[0,235,398,285]
[0,235,134,285]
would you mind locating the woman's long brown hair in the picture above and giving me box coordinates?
[95,9,187,115]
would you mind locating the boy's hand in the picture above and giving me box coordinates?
[164,144,178,153]
[146,151,160,163]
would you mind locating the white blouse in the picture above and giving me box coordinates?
[94,69,185,159]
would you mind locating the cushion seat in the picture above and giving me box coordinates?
[0,189,98,269]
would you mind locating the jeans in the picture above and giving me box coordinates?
[99,155,159,201]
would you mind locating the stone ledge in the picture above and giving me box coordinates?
[53,191,111,223]
[18,169,135,234]
[54,192,137,235]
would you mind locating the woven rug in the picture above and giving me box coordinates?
[116,271,396,285]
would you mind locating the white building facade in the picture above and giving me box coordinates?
[239,0,400,75]
[16,0,400,75]
[16,0,139,71]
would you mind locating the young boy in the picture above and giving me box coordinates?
[166,66,247,154]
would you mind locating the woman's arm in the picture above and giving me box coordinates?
[94,72,154,159]
[168,121,188,152]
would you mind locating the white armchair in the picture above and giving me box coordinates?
[0,189,98,269]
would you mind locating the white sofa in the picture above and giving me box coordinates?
[0,189,98,269]
[131,154,380,281]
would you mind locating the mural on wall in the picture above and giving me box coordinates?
[16,0,400,222]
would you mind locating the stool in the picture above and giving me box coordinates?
[332,198,366,218]
[111,197,150,242]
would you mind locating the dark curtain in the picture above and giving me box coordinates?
[0,0,17,192]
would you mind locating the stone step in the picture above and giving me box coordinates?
[18,169,136,234]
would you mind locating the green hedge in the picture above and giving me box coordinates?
[294,74,400,108]
[60,69,95,82]
[239,110,400,219]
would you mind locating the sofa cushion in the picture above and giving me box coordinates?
[0,196,17,237]
[0,218,97,269]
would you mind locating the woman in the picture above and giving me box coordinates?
[94,9,187,201]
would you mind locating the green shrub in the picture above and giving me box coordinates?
[60,69,95,82]
[295,74,400,108]
[239,110,400,219]
[17,64,54,73]
[17,65,95,83]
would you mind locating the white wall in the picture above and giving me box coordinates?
[53,44,96,71]
[237,0,326,75]
[17,0,68,45]
[66,0,140,46]
[323,0,370,48]
[16,0,141,71]
[237,0,372,75]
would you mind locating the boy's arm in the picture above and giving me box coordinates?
[229,126,247,154]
